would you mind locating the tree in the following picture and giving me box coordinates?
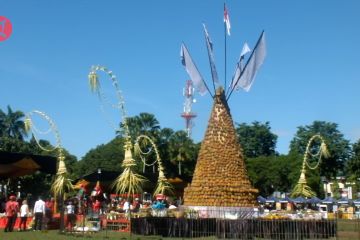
[0,105,27,140]
[289,121,351,179]
[345,139,360,180]
[167,130,198,177]
[235,121,277,158]
[118,112,160,141]
[331,181,341,199]
[74,137,125,177]
[246,154,300,196]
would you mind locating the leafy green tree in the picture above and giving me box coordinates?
[74,137,125,177]
[235,121,277,158]
[0,136,33,153]
[0,105,27,140]
[345,139,360,180]
[245,152,324,197]
[331,181,341,199]
[167,130,198,177]
[289,121,351,179]
[118,112,160,141]
[246,154,297,196]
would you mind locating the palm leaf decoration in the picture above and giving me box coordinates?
[24,116,32,133]
[291,134,330,198]
[88,69,100,93]
[24,111,74,200]
[51,152,74,199]
[291,170,316,198]
[112,138,147,198]
[88,66,146,199]
[134,135,174,196]
[153,166,174,196]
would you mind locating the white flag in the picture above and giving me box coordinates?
[230,42,251,90]
[203,24,219,84]
[234,31,266,92]
[240,42,251,58]
[180,43,207,96]
[224,5,231,36]
[239,42,251,75]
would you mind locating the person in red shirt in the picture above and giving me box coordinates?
[4,195,19,232]
[92,199,101,214]
[45,198,54,220]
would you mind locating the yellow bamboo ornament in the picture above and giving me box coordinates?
[88,66,145,198]
[24,110,73,200]
[134,135,174,196]
[111,138,147,198]
[290,134,330,198]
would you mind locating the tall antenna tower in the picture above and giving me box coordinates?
[181,80,197,137]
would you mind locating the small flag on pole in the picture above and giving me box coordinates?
[203,24,219,84]
[224,5,231,36]
[180,43,208,96]
[240,42,251,58]
[232,31,266,92]
[240,42,251,71]
[230,42,251,90]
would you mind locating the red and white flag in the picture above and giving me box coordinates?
[224,5,231,36]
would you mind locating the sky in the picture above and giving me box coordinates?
[1,0,360,160]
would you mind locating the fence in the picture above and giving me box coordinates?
[131,217,337,239]
[60,209,360,239]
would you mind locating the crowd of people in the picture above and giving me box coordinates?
[1,190,181,233]
[1,194,55,232]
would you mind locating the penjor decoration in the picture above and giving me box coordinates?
[88,66,172,198]
[134,135,173,196]
[291,134,330,198]
[24,110,73,200]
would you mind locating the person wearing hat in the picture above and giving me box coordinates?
[4,195,19,232]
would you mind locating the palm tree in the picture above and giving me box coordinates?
[137,113,160,134]
[117,112,160,141]
[0,105,27,140]
[168,131,197,175]
[159,128,175,143]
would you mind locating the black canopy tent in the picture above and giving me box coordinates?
[0,151,57,179]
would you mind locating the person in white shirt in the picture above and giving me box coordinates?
[19,200,29,231]
[33,196,45,230]
[65,201,76,231]
[123,200,130,213]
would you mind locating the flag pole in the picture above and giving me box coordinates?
[227,30,265,101]
[224,2,228,95]
[203,24,217,95]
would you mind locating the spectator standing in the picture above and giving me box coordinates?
[45,197,54,220]
[123,199,130,213]
[33,196,45,231]
[4,195,19,232]
[92,199,101,215]
[19,200,29,231]
[65,201,76,231]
